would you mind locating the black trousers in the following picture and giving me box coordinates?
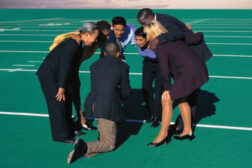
[39,77,75,141]
[142,59,163,118]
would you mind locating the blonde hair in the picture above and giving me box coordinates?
[144,21,168,37]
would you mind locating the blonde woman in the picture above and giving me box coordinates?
[144,21,209,147]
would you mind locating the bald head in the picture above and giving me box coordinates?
[105,42,120,58]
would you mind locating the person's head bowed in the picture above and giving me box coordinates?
[79,22,100,46]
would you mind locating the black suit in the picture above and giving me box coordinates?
[156,14,213,62]
[37,38,82,141]
[84,55,131,122]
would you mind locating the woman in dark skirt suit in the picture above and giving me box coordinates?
[144,21,209,147]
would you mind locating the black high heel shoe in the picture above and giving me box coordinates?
[147,136,171,147]
[173,132,195,141]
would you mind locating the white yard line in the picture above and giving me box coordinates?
[0,111,251,131]
[0,18,63,23]
[12,64,35,67]
[0,68,252,80]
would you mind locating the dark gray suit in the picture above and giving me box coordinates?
[84,54,131,122]
[156,13,213,62]
[83,54,131,157]
[37,38,82,141]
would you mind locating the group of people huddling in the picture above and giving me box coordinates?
[36,8,212,164]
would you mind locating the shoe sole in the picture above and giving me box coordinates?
[67,149,75,164]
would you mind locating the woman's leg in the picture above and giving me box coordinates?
[153,91,173,143]
[178,98,192,136]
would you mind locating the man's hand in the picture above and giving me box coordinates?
[150,38,159,52]
[55,88,65,102]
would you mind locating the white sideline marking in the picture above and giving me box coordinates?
[28,61,43,63]
[1,40,252,46]
[207,43,252,46]
[0,18,62,23]
[0,68,252,80]
[205,36,252,38]
[0,34,57,36]
[0,111,251,131]
[1,50,252,58]
[12,64,35,67]
[196,30,252,33]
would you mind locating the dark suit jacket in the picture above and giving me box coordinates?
[84,55,131,122]
[36,38,82,89]
[156,14,213,61]
[156,33,209,100]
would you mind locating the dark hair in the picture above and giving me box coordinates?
[112,16,126,27]
[105,42,120,56]
[135,27,146,38]
[137,8,155,20]
[96,20,111,31]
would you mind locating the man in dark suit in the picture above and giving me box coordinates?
[67,42,131,164]
[137,8,212,134]
[37,22,99,143]
[137,8,213,62]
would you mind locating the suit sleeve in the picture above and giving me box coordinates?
[156,45,171,90]
[58,38,79,88]
[120,65,131,100]
[157,24,185,44]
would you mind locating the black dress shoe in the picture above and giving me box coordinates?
[60,139,75,144]
[147,136,171,147]
[74,130,86,136]
[67,138,87,164]
[145,116,154,123]
[173,132,195,141]
[151,117,161,128]
[81,123,97,131]
[168,125,183,136]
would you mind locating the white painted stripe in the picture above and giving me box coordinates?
[194,27,252,29]
[214,54,252,58]
[195,124,252,131]
[210,75,252,80]
[0,50,48,53]
[194,24,252,26]
[0,68,252,80]
[205,35,252,38]
[0,111,251,131]
[28,61,43,63]
[0,111,49,117]
[0,40,51,43]
[1,50,252,58]
[0,18,62,23]
[12,64,35,67]
[0,34,57,36]
[207,42,252,46]
[197,30,252,32]
[186,19,210,24]
[1,40,252,46]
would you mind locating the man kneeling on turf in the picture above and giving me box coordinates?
[67,42,131,164]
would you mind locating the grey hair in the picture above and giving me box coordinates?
[105,42,120,56]
[79,22,99,34]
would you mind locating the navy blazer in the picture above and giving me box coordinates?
[36,38,82,88]
[156,14,213,61]
[84,55,131,122]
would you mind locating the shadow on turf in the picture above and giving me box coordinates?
[171,90,220,133]
[116,89,149,148]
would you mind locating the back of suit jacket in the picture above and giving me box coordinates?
[36,38,82,88]
[84,55,131,122]
[156,14,213,61]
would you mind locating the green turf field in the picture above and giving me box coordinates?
[0,9,252,168]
